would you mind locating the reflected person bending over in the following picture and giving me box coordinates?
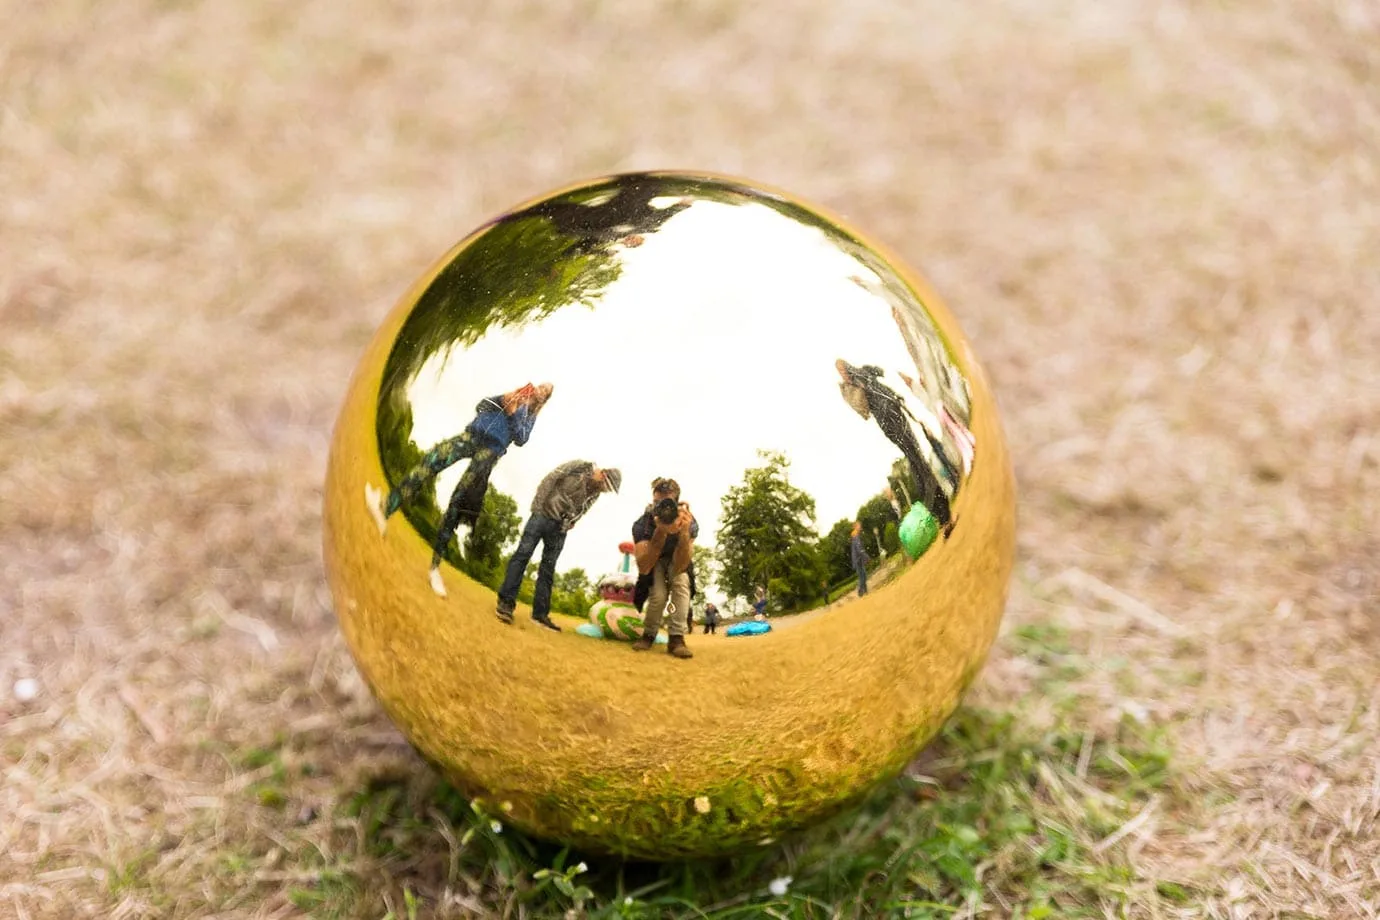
[630,477,697,659]
[496,461,621,631]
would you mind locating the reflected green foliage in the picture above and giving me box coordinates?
[692,545,717,598]
[550,568,597,618]
[375,402,446,551]
[818,518,857,586]
[379,217,623,425]
[882,521,900,556]
[715,450,826,613]
[855,493,899,560]
[887,458,915,510]
[457,490,520,584]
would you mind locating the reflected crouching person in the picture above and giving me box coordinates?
[496,461,621,631]
[630,478,697,659]
[366,382,554,597]
[850,521,871,597]
[835,359,956,540]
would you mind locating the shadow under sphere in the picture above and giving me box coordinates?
[322,171,1016,860]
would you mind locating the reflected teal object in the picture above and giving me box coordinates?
[726,621,772,637]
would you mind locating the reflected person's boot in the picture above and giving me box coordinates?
[631,628,657,652]
[666,634,693,659]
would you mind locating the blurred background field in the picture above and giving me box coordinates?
[2,2,1377,917]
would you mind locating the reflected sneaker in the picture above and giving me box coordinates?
[533,616,561,632]
[428,567,447,598]
[364,483,388,535]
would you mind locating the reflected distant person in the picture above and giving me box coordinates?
[752,585,768,618]
[702,602,720,635]
[496,461,621,631]
[630,477,697,659]
[850,521,871,597]
[366,382,554,597]
[836,359,956,540]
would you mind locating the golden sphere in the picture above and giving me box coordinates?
[322,172,1015,859]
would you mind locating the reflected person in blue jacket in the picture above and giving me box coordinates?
[367,382,553,597]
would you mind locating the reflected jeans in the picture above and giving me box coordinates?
[497,513,566,620]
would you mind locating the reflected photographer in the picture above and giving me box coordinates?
[630,477,697,659]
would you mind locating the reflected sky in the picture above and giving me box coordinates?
[393,185,966,599]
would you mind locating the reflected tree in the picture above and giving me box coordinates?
[855,493,899,560]
[550,568,597,618]
[887,458,915,511]
[692,544,718,599]
[376,215,623,471]
[456,489,521,586]
[818,518,857,587]
[715,450,826,613]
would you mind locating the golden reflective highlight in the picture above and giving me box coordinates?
[322,171,1015,859]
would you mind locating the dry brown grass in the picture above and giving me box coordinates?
[2,0,1377,917]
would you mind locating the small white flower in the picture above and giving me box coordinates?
[624,896,633,906]
[693,796,711,814]
[575,861,588,874]
[13,678,38,702]
[490,820,503,834]
[768,876,792,897]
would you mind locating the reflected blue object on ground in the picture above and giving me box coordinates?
[725,621,772,637]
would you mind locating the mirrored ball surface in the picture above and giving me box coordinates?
[322,172,1016,860]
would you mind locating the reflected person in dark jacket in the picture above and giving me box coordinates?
[496,461,621,631]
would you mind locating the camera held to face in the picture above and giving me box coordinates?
[653,497,680,526]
